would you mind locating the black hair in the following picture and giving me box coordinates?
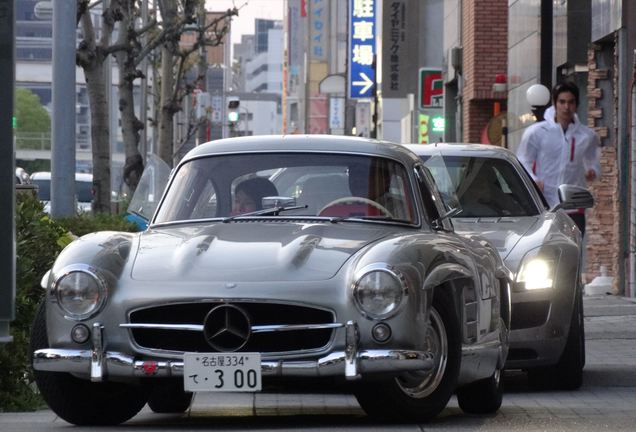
[552,81,579,106]
[235,177,278,210]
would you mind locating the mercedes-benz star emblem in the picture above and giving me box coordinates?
[203,304,251,351]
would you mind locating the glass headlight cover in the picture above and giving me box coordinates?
[353,265,406,319]
[516,249,558,290]
[53,265,107,320]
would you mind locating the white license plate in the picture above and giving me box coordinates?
[183,353,262,392]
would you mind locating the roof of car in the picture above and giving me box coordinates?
[30,171,93,182]
[182,135,423,167]
[404,143,519,163]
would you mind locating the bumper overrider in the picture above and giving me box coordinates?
[33,321,434,382]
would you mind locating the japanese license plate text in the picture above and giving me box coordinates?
[183,353,262,392]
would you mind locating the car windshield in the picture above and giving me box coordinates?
[437,156,539,217]
[154,152,417,224]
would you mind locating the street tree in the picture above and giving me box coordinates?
[76,0,118,213]
[14,88,51,150]
[155,0,236,167]
[76,0,236,205]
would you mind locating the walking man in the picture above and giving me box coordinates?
[517,81,601,235]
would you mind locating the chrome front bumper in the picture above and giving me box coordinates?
[33,321,434,382]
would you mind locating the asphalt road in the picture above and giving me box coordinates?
[2,294,635,431]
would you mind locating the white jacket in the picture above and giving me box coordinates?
[516,106,601,208]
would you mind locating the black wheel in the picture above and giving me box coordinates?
[354,290,461,422]
[457,316,506,414]
[528,289,585,390]
[30,302,149,426]
[147,379,193,413]
[457,367,503,414]
[554,287,585,389]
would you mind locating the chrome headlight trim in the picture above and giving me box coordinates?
[51,264,108,321]
[352,263,407,320]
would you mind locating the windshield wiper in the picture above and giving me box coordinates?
[356,215,413,223]
[222,205,308,223]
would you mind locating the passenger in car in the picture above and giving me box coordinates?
[232,177,278,214]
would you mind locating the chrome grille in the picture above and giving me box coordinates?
[126,302,337,353]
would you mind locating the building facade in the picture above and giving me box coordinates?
[443,0,508,146]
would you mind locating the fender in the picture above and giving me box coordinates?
[422,262,473,292]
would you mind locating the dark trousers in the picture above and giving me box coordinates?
[569,213,586,237]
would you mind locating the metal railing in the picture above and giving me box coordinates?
[14,132,90,151]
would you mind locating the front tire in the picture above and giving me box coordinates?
[457,315,506,414]
[30,302,149,425]
[554,287,585,389]
[354,290,461,422]
[147,379,193,413]
[457,368,503,414]
[528,289,585,390]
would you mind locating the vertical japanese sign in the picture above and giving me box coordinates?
[348,0,376,99]
[329,97,345,130]
[310,0,327,61]
[382,0,418,98]
[419,68,443,109]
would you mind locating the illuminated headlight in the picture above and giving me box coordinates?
[53,265,107,320]
[516,252,557,290]
[353,265,406,319]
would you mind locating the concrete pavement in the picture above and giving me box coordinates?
[1,293,636,430]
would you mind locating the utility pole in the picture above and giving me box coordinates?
[0,0,15,343]
[196,1,208,145]
[51,0,77,217]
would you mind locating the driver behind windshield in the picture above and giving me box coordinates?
[232,177,278,214]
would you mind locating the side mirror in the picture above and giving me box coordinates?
[551,184,594,212]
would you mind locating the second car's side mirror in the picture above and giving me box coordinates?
[551,184,594,212]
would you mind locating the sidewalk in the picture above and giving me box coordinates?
[582,293,636,388]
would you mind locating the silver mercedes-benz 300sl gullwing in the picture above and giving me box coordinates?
[32,135,510,425]
[406,143,593,391]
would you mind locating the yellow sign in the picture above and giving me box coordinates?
[419,114,429,144]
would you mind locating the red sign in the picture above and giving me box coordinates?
[419,68,443,109]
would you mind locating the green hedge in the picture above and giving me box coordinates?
[0,193,139,412]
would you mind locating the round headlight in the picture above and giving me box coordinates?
[353,266,406,319]
[53,266,106,320]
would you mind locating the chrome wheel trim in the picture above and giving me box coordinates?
[493,367,501,386]
[395,307,448,398]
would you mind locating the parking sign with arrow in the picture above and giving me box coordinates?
[348,0,376,99]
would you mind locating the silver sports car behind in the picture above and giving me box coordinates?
[406,143,593,390]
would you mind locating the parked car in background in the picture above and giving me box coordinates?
[15,167,30,185]
[30,171,93,213]
[32,135,510,425]
[406,143,593,390]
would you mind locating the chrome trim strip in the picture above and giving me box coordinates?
[251,323,344,333]
[120,323,204,331]
[33,348,434,378]
[120,322,343,333]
